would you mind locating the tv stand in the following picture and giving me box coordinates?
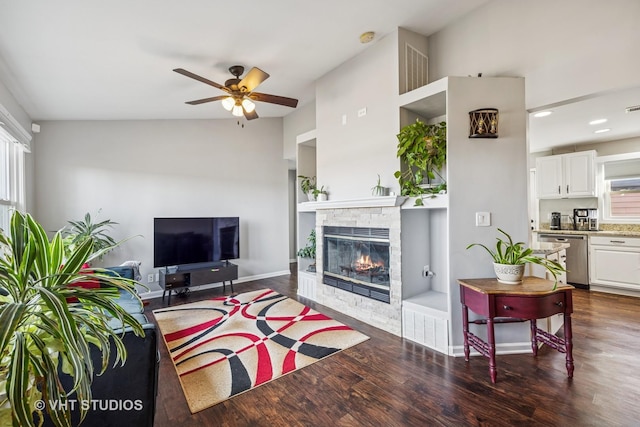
[159,261,238,305]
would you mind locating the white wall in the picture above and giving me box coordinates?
[428,0,640,109]
[283,102,316,161]
[33,118,290,294]
[316,31,400,200]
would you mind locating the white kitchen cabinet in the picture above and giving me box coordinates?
[536,151,596,199]
[590,236,640,292]
[529,248,567,334]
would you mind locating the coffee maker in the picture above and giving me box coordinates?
[573,208,591,231]
[588,208,599,231]
[550,212,562,230]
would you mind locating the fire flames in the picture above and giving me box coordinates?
[354,254,384,273]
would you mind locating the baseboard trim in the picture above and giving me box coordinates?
[449,341,533,357]
[139,269,291,300]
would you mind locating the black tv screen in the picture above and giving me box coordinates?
[153,217,239,267]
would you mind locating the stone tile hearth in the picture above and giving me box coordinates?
[315,206,402,336]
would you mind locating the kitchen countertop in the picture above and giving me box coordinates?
[529,241,570,255]
[534,229,640,237]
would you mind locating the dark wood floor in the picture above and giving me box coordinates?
[144,267,640,426]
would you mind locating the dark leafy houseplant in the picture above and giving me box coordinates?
[0,211,144,427]
[394,119,447,206]
[466,228,566,287]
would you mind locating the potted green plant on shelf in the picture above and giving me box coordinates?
[0,211,143,427]
[297,229,316,272]
[466,228,566,287]
[297,175,317,201]
[394,119,447,206]
[312,185,328,201]
[371,174,388,197]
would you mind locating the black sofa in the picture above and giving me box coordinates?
[43,266,159,427]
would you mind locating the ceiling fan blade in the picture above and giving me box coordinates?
[173,68,228,92]
[238,67,270,93]
[244,108,259,120]
[185,95,229,105]
[250,92,299,108]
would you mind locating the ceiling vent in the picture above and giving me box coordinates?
[625,105,640,113]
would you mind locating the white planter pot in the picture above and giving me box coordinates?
[317,193,328,201]
[493,263,525,284]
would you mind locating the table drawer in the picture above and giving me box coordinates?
[495,293,567,318]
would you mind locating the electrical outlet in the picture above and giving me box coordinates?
[154,272,159,282]
[147,274,154,283]
[357,107,367,117]
[423,265,430,277]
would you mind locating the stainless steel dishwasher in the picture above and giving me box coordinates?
[538,233,589,289]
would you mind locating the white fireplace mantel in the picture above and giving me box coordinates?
[298,196,407,212]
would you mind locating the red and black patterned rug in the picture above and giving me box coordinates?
[153,288,369,413]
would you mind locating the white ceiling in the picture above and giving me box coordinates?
[0,0,487,121]
[528,85,640,153]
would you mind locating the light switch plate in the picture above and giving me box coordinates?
[476,212,491,227]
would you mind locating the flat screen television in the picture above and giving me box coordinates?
[153,217,239,267]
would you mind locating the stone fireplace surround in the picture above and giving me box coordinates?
[316,204,402,336]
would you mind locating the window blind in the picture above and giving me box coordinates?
[603,158,640,180]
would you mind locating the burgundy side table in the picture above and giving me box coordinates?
[458,276,574,383]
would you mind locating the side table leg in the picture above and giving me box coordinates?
[230,280,234,293]
[162,290,166,301]
[167,290,172,306]
[487,317,497,383]
[462,304,470,361]
[530,319,538,356]
[222,281,226,293]
[564,313,574,378]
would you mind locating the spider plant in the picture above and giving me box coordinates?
[466,228,566,284]
[0,211,143,427]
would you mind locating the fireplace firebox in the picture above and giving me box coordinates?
[323,226,390,303]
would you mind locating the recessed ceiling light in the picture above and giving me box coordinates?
[589,119,607,125]
[594,128,611,134]
[533,111,552,118]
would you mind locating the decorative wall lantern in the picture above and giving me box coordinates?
[469,108,499,138]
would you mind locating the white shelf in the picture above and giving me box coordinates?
[402,290,448,317]
[299,195,408,211]
[401,194,448,209]
[296,129,317,146]
[398,77,448,118]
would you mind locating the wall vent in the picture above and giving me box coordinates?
[405,43,428,93]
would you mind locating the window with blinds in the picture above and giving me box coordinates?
[603,158,640,219]
[0,125,25,232]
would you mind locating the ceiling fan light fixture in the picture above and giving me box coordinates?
[242,98,255,113]
[221,96,235,111]
[232,104,244,117]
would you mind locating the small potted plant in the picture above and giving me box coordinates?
[297,175,317,201]
[312,185,328,201]
[297,229,316,272]
[466,228,566,287]
[371,174,388,197]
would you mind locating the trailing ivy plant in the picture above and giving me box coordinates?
[394,119,447,206]
[0,211,144,427]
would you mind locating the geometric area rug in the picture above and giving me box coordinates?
[153,288,370,413]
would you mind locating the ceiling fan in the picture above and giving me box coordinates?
[173,65,298,120]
